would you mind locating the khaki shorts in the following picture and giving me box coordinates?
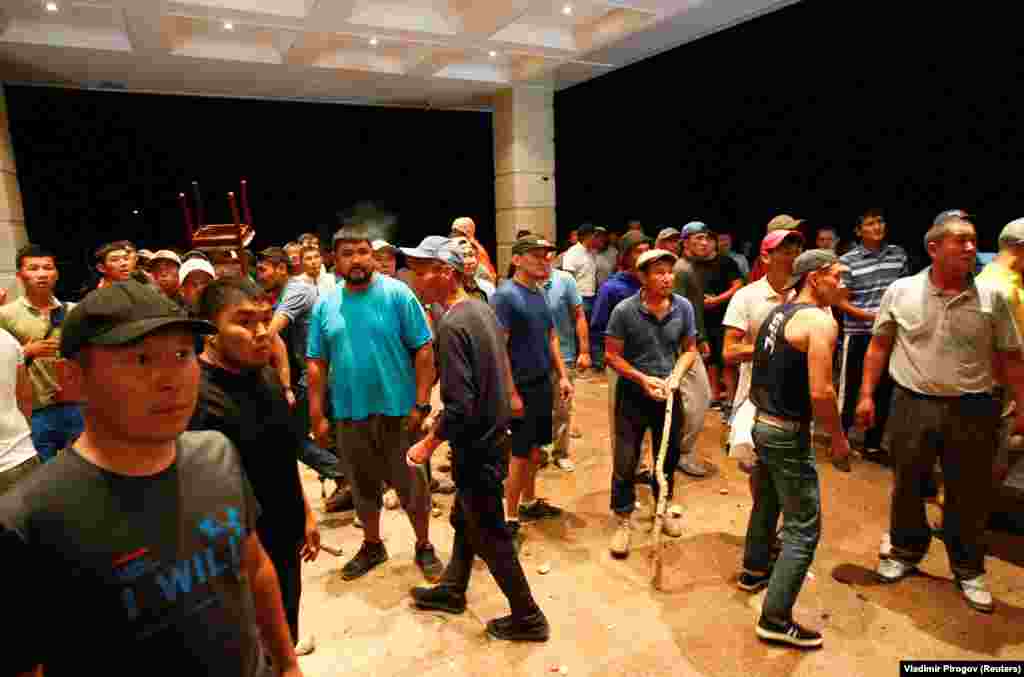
[335,416,430,516]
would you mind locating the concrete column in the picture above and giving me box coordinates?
[493,86,556,276]
[0,85,29,301]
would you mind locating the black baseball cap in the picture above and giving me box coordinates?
[61,280,214,358]
[511,235,558,256]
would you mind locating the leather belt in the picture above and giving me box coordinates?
[754,412,806,433]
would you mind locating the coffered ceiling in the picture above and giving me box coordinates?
[0,0,797,109]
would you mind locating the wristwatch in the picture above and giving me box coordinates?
[415,402,432,415]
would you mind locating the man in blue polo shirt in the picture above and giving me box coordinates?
[542,267,590,471]
[605,248,697,558]
[307,225,442,583]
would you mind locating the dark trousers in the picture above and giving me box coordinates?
[840,334,894,449]
[439,480,540,619]
[742,423,820,625]
[610,390,683,515]
[886,386,999,580]
[293,383,342,480]
[265,540,302,643]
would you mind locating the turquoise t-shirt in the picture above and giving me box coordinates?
[543,270,583,367]
[307,273,432,421]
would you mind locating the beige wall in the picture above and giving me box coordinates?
[0,85,29,301]
[493,86,556,275]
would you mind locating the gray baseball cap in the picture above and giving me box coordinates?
[784,249,840,290]
[400,236,449,260]
[656,227,681,242]
[999,218,1024,247]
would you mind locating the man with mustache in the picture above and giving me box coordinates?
[307,225,442,582]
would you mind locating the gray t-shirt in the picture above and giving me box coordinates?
[0,431,269,677]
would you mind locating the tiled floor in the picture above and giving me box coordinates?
[294,373,1024,676]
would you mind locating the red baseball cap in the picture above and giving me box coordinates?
[760,229,804,255]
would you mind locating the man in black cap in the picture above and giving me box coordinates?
[405,238,549,642]
[492,235,573,542]
[741,250,849,649]
[1,280,303,676]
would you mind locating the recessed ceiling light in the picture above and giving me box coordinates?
[132,209,140,215]
[488,50,497,58]
[562,4,573,15]
[223,20,234,30]
[369,37,378,46]
[44,1,58,12]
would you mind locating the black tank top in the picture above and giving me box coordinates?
[750,303,816,422]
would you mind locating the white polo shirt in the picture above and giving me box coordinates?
[0,330,36,473]
[561,242,598,297]
[723,277,794,407]
[874,268,1022,395]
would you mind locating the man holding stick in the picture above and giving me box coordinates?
[605,249,698,558]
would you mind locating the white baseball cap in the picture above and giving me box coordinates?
[179,257,216,285]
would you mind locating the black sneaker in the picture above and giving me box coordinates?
[341,541,388,581]
[324,485,354,513]
[410,585,466,614]
[737,570,772,592]
[634,469,654,485]
[415,543,444,583]
[518,498,562,522]
[507,521,522,555]
[486,611,550,642]
[756,617,823,649]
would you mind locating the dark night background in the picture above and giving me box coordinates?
[4,89,495,297]
[6,0,1024,297]
[555,0,1024,263]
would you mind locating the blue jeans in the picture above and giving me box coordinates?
[30,403,84,462]
[742,422,820,625]
[581,296,603,368]
[293,383,342,480]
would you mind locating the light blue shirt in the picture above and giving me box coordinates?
[307,273,432,421]
[543,270,583,367]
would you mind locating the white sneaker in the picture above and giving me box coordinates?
[610,516,632,558]
[661,513,683,538]
[959,576,994,613]
[295,635,316,656]
[877,557,916,582]
[555,457,576,472]
[879,533,892,558]
[383,488,400,510]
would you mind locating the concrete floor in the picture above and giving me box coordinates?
[294,373,1024,676]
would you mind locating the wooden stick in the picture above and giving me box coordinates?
[178,192,193,244]
[651,352,694,591]
[191,181,205,228]
[228,191,241,228]
[240,178,253,226]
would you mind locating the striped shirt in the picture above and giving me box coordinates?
[840,243,910,335]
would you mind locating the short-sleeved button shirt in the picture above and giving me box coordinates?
[307,273,432,421]
[0,296,76,410]
[606,293,696,401]
[492,279,555,385]
[873,268,1022,395]
[543,271,583,367]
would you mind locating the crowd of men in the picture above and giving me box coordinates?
[1,207,1022,675]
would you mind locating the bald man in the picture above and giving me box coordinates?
[451,217,497,282]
